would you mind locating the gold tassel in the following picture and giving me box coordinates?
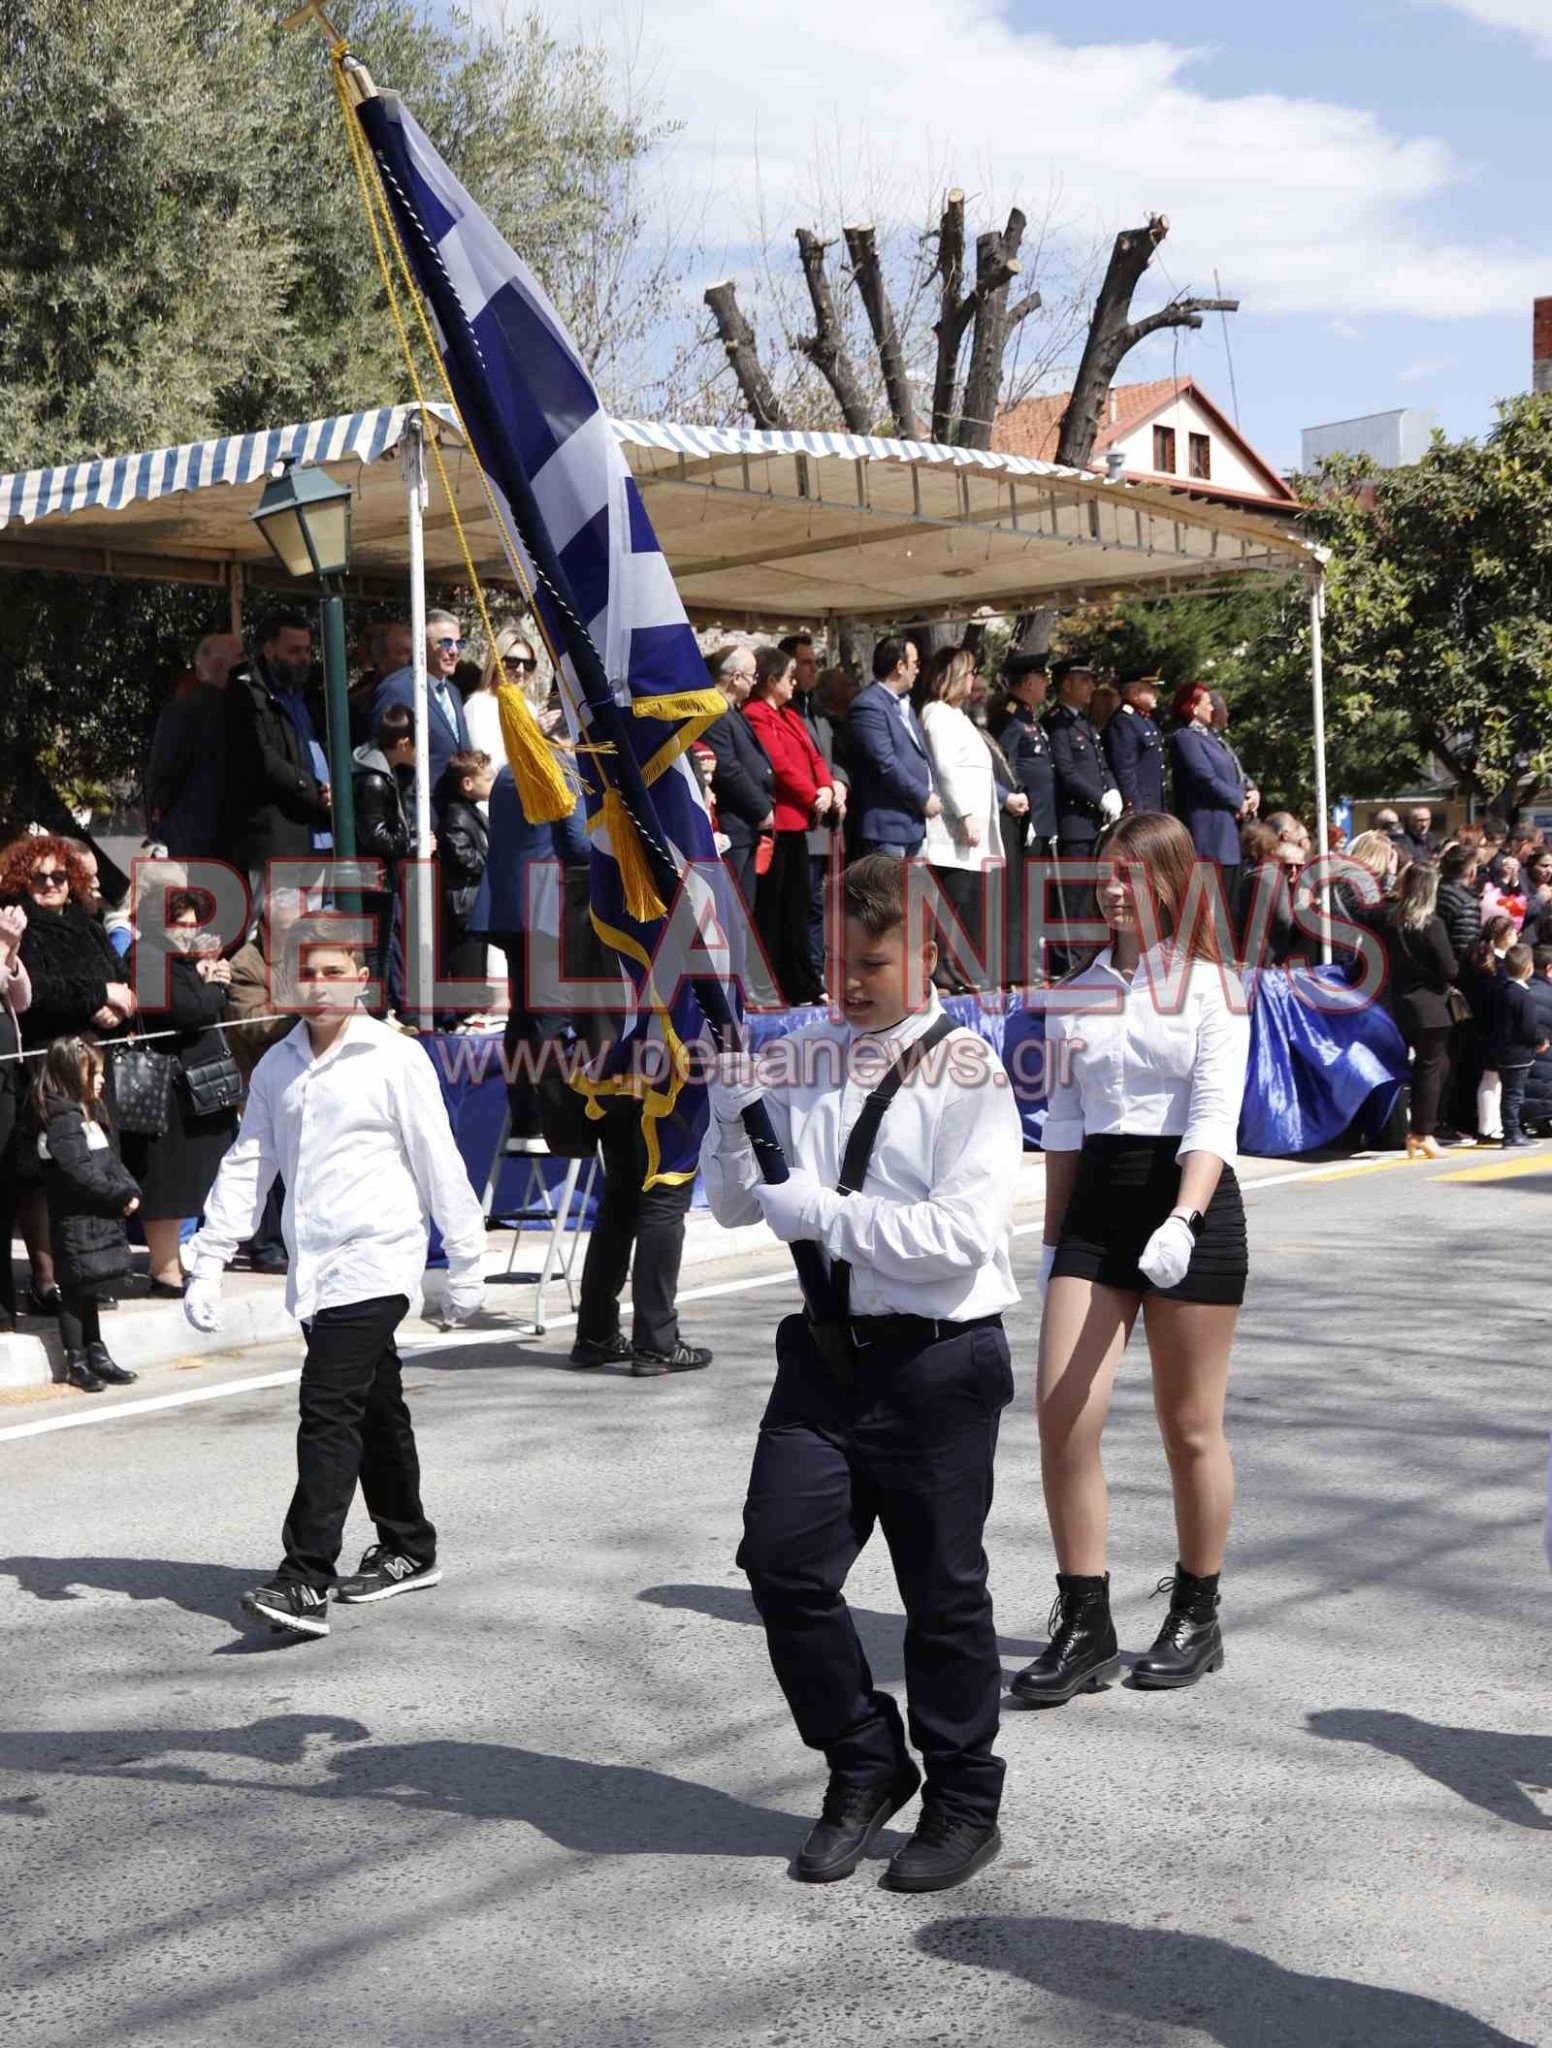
[496,682,574,825]
[631,688,730,724]
[600,787,667,922]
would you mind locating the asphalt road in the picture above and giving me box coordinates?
[0,1150,1548,2047]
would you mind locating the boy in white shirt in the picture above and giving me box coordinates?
[185,939,486,1638]
[702,855,1023,1893]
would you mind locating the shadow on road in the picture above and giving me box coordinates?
[914,1916,1534,2046]
[638,1581,1047,1677]
[0,1554,262,1626]
[1307,1709,1552,1831]
[0,1713,805,1856]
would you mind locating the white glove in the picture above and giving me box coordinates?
[710,1050,763,1125]
[1138,1213,1196,1290]
[753,1167,830,1244]
[440,1272,486,1328]
[184,1268,224,1334]
[1035,1243,1057,1296]
[1099,787,1124,825]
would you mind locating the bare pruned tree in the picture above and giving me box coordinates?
[1054,213,1237,469]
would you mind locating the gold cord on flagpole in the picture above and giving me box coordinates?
[329,56,575,825]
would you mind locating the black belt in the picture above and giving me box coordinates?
[844,1310,1003,1351]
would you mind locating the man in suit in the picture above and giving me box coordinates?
[370,608,473,788]
[1104,674,1166,815]
[1403,805,1439,865]
[844,636,942,856]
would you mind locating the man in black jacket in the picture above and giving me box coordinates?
[223,610,332,900]
[352,705,416,1014]
[703,645,775,911]
[1104,674,1165,814]
[996,657,1058,855]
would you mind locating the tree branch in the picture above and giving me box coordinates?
[1006,288,1043,332]
[958,208,1027,450]
[1055,214,1172,470]
[1123,295,1238,347]
[793,229,872,433]
[703,278,791,430]
[930,189,969,443]
[843,223,921,439]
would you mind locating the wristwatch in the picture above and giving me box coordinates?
[1171,1208,1205,1238]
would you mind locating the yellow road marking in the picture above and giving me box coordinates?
[1432,1148,1552,1184]
[1280,1156,1420,1185]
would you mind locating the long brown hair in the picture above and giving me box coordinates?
[30,1035,107,1128]
[1098,810,1223,963]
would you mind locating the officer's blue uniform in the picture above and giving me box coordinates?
[1044,701,1117,853]
[1104,703,1165,814]
[998,704,1059,845]
[1169,724,1245,868]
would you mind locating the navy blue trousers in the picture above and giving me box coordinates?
[738,1312,1012,1826]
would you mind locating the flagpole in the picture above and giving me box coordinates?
[404,414,435,1025]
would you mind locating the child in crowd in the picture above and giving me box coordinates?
[1487,944,1548,1147]
[434,748,495,1022]
[1465,915,1516,1142]
[33,1037,140,1392]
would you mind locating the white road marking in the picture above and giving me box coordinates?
[0,1158,1375,1445]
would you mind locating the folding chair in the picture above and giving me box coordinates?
[480,1112,599,1335]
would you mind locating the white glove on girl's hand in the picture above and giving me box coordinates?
[1138,1214,1196,1290]
[710,1051,763,1125]
[753,1168,829,1244]
[184,1270,224,1334]
[1099,787,1124,825]
[1036,1244,1057,1296]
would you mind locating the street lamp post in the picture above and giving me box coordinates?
[250,460,359,874]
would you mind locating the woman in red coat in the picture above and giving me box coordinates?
[742,645,835,1005]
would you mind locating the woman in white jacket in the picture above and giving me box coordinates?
[919,648,1005,989]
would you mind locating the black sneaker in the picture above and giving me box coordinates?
[334,1545,442,1604]
[879,1807,1002,1893]
[241,1580,329,1637]
[631,1341,713,1378]
[570,1331,636,1369]
[795,1765,921,1883]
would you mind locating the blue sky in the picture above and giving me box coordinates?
[459,0,1552,470]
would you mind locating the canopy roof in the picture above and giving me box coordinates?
[0,405,1314,626]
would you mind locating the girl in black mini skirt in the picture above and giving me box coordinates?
[1014,811,1251,1704]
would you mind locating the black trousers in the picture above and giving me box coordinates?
[278,1292,434,1590]
[575,1108,695,1354]
[58,1288,102,1354]
[738,1313,1012,1826]
[0,1069,20,1324]
[1408,1024,1453,1138]
[756,831,822,1006]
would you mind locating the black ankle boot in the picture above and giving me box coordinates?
[1010,1572,1119,1706]
[85,1341,136,1387]
[1131,1565,1223,1689]
[62,1349,106,1394]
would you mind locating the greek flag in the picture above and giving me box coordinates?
[355,91,735,1185]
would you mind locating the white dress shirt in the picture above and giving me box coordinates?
[189,1012,487,1320]
[700,997,1023,1320]
[1041,944,1250,1167]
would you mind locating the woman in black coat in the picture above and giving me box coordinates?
[1434,843,1483,967]
[1377,862,1461,1157]
[0,834,136,1313]
[701,645,775,911]
[120,892,239,1295]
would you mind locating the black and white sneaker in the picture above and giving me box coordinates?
[334,1545,442,1604]
[240,1579,329,1637]
[570,1331,636,1369]
[631,1340,713,1378]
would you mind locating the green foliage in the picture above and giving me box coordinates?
[0,0,674,816]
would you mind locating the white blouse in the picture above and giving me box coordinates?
[1040,944,1250,1167]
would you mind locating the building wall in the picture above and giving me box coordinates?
[1111,392,1272,497]
[1301,409,1436,471]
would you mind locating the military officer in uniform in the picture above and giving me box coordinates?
[1104,674,1165,815]
[996,657,1058,855]
[1044,660,1121,970]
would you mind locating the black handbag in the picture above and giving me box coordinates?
[180,1042,244,1117]
[109,1040,177,1136]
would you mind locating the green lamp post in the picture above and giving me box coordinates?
[251,460,358,874]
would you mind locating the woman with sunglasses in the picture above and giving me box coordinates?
[0,835,137,1316]
[1014,811,1250,1706]
[466,624,539,768]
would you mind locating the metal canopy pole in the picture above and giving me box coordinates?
[1309,558,1332,966]
[404,414,435,1023]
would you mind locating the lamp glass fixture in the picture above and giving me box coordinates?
[251,460,354,580]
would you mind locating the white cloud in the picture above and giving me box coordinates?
[1399,355,1455,381]
[1427,1,1552,56]
[510,1,1550,321]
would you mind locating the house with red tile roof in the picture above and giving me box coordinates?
[993,377,1298,513]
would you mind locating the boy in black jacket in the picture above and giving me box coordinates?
[434,748,496,1022]
[34,1036,141,1392]
[1489,944,1549,1146]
